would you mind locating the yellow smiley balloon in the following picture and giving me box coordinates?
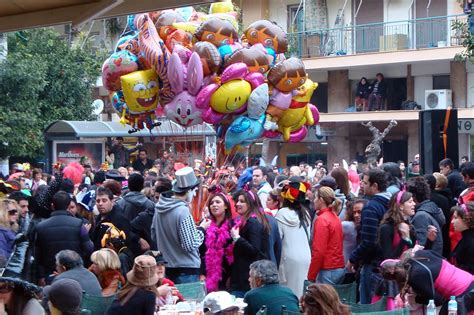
[121,70,159,114]
[210,80,252,114]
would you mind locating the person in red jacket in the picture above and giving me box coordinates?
[308,186,345,284]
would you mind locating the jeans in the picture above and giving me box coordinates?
[173,274,199,284]
[316,268,345,285]
[360,264,382,304]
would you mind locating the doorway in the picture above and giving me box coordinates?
[382,139,408,164]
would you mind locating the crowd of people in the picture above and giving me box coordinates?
[0,145,473,314]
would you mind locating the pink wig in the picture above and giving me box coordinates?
[63,162,84,185]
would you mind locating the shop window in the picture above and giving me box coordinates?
[312,82,328,113]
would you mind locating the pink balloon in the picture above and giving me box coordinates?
[309,104,320,125]
[196,83,219,109]
[245,72,265,89]
[101,50,138,92]
[221,63,248,82]
[288,126,308,143]
[202,108,225,124]
[263,130,280,138]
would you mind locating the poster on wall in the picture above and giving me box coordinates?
[53,141,104,170]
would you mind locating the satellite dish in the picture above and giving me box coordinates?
[92,99,104,115]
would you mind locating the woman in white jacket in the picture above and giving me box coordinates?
[275,181,312,297]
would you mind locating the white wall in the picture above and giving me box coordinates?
[327,0,353,28]
[412,62,450,76]
[268,0,300,31]
[467,72,474,107]
[384,0,412,22]
[414,75,433,105]
[448,0,464,15]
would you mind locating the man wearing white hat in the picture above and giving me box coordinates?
[151,167,211,284]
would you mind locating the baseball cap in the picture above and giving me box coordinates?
[44,279,83,313]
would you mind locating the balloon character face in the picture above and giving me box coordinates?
[210,80,252,114]
[193,41,221,76]
[166,93,203,127]
[156,10,185,41]
[195,18,238,47]
[121,70,159,114]
[244,20,288,54]
[268,58,307,92]
[225,44,270,74]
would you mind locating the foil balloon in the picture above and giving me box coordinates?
[165,52,204,127]
[101,50,138,91]
[196,63,264,125]
[193,41,221,76]
[155,10,186,41]
[194,18,238,48]
[134,13,173,104]
[225,114,266,152]
[247,83,269,119]
[268,57,307,92]
[277,79,318,141]
[224,44,271,74]
[244,20,288,54]
[120,69,159,130]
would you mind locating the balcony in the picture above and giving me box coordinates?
[287,14,467,59]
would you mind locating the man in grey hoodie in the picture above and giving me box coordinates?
[407,177,446,255]
[151,167,210,284]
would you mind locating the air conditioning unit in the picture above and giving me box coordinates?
[424,89,452,110]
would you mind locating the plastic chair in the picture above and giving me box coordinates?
[257,305,267,314]
[350,297,387,313]
[354,308,410,315]
[80,293,116,315]
[175,282,207,301]
[281,305,303,314]
[332,282,358,304]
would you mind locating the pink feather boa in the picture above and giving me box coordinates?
[205,220,234,292]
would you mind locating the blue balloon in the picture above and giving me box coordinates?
[225,114,266,152]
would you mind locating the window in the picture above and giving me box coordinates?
[433,75,450,90]
[287,4,304,33]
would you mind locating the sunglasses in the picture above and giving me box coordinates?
[8,209,18,215]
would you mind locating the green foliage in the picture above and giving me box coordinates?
[0,28,102,158]
[451,18,474,61]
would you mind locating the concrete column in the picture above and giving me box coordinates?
[241,0,269,29]
[327,124,350,167]
[450,60,467,108]
[408,121,419,163]
[458,134,470,161]
[407,64,414,101]
[328,70,350,112]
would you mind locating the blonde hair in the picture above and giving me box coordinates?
[317,187,341,214]
[289,166,301,176]
[433,172,448,190]
[0,199,19,232]
[90,248,121,272]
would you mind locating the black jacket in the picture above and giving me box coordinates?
[117,191,155,221]
[356,81,371,99]
[231,217,269,292]
[453,228,474,274]
[131,207,156,251]
[34,210,93,279]
[431,190,452,258]
[447,170,466,199]
[378,221,416,260]
[370,80,387,97]
[132,159,154,174]
[412,200,446,255]
[90,205,133,251]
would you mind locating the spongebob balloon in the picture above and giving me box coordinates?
[278,79,318,142]
[120,69,160,132]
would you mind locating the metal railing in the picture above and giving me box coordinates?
[287,14,467,58]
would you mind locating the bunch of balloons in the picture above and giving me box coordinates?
[101,1,320,149]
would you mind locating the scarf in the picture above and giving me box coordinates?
[205,220,234,292]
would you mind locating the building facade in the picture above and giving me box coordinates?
[244,0,474,167]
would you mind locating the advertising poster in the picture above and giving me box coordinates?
[53,141,104,170]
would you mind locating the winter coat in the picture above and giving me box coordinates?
[356,80,371,99]
[452,228,474,274]
[412,200,446,255]
[370,79,387,97]
[131,206,156,251]
[231,217,268,293]
[431,189,452,258]
[308,207,344,281]
[447,170,466,199]
[266,214,282,268]
[378,221,416,260]
[0,226,15,265]
[90,205,133,251]
[117,191,155,221]
[275,207,310,298]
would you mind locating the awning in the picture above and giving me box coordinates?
[44,120,216,139]
[0,0,213,33]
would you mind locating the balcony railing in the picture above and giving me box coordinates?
[287,14,467,58]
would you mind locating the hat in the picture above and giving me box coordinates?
[76,189,94,212]
[172,166,201,193]
[105,170,126,182]
[145,250,168,265]
[0,277,41,298]
[313,175,337,190]
[281,181,310,203]
[127,255,159,287]
[43,279,82,313]
[203,291,244,314]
